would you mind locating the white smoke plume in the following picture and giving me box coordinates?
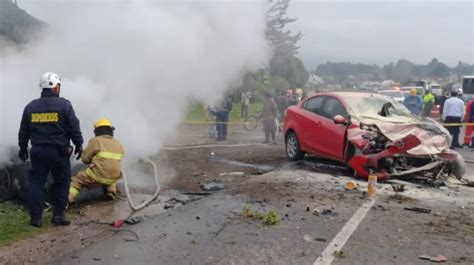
[0,1,271,162]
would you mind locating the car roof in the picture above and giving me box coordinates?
[378,90,402,93]
[309,91,388,99]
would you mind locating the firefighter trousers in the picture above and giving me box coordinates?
[28,145,71,221]
[68,170,116,203]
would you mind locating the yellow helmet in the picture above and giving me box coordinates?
[94,119,113,128]
[409,87,417,96]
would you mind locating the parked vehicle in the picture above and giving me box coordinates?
[429,83,442,96]
[401,86,425,96]
[462,76,474,95]
[283,92,464,180]
[377,90,404,103]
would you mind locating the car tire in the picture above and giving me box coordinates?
[452,151,465,180]
[286,132,304,161]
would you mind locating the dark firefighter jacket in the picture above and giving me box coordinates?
[18,89,83,149]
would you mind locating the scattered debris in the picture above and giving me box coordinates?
[391,184,405,192]
[201,180,225,191]
[163,194,192,209]
[321,209,338,217]
[303,234,313,242]
[344,181,358,191]
[315,238,328,242]
[333,250,346,258]
[419,255,448,262]
[388,194,416,203]
[242,206,280,226]
[404,207,431,214]
[71,255,79,259]
[93,257,102,261]
[113,220,125,228]
[124,216,143,225]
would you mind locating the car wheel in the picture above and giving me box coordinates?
[286,132,304,161]
[452,151,465,180]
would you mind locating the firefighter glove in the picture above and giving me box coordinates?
[19,148,28,162]
[74,145,83,160]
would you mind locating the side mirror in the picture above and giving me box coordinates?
[334,115,348,125]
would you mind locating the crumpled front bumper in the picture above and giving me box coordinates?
[347,134,423,179]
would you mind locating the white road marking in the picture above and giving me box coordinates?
[162,143,273,150]
[313,197,378,265]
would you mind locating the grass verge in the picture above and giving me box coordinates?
[0,201,52,247]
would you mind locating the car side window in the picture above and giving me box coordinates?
[322,97,347,119]
[303,96,324,115]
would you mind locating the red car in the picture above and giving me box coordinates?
[283,92,464,180]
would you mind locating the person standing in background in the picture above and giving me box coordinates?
[442,90,465,149]
[276,90,289,121]
[241,91,250,119]
[261,92,278,144]
[421,89,435,118]
[216,96,233,141]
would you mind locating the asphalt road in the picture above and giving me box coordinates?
[49,168,474,265]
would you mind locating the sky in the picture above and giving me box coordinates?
[289,0,474,68]
[17,0,474,69]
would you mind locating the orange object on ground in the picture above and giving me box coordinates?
[344,181,357,191]
[368,175,377,196]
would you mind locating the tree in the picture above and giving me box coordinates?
[266,0,308,88]
[426,58,450,77]
[269,54,308,88]
[266,0,302,56]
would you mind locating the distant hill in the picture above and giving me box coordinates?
[0,0,44,44]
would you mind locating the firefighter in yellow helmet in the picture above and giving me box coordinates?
[68,119,124,203]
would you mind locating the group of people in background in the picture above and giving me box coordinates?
[402,87,467,149]
[207,89,303,144]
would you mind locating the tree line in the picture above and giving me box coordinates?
[315,59,474,84]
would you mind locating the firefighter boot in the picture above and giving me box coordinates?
[52,215,71,226]
[103,183,116,201]
[30,219,42,228]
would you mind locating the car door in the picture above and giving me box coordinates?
[298,96,326,155]
[313,97,349,161]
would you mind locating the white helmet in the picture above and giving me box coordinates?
[457,88,463,96]
[39,72,61,89]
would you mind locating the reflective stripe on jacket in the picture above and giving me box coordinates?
[423,93,435,104]
[82,135,124,185]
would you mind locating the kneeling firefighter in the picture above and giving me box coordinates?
[68,119,124,203]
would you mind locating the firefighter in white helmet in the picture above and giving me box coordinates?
[68,119,124,203]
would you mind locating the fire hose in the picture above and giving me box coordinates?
[122,158,160,211]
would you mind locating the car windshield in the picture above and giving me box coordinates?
[345,96,414,119]
[378,91,403,98]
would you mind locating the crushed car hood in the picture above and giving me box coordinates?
[354,115,451,156]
